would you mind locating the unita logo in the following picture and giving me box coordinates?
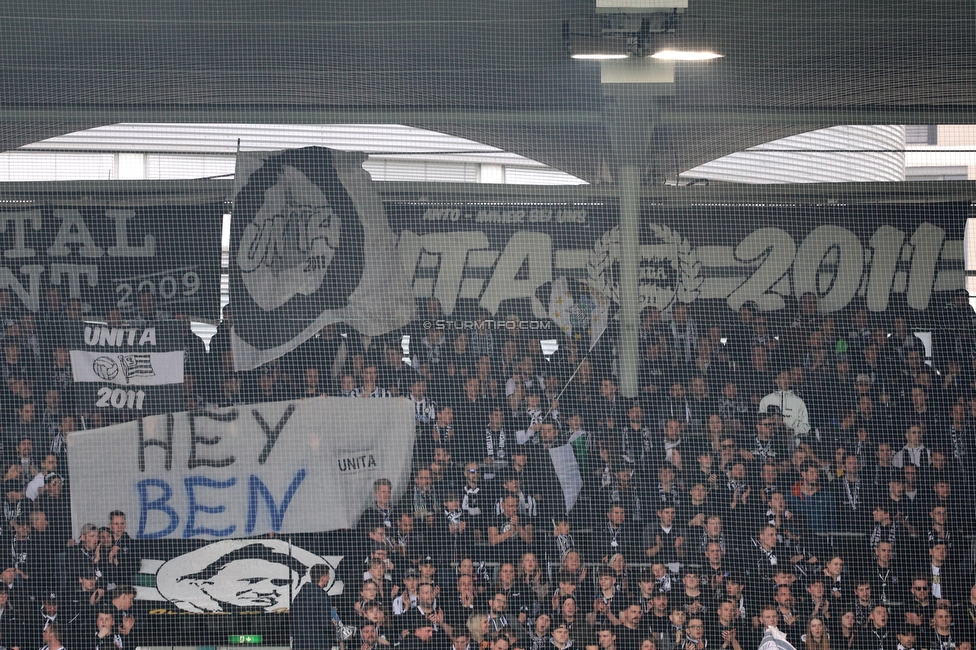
[237,165,341,311]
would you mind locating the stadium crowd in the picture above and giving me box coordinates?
[319,291,976,650]
[0,285,975,650]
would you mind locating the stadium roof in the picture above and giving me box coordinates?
[0,1,973,187]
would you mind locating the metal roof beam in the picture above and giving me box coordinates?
[0,179,972,206]
[1,107,976,127]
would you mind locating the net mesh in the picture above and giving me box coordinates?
[0,2,974,650]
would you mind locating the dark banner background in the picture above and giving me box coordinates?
[0,204,222,322]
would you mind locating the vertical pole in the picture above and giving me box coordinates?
[617,164,641,399]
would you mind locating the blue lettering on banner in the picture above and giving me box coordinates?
[137,479,180,539]
[136,472,309,539]
[184,476,238,538]
[245,469,307,535]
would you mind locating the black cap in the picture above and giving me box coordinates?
[420,556,434,565]
[42,592,57,603]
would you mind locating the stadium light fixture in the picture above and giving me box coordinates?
[572,53,631,60]
[650,49,723,61]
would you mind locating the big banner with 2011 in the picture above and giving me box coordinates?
[0,204,222,321]
[389,201,967,320]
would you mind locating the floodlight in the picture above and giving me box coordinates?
[650,49,723,61]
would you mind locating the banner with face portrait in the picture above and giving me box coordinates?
[229,147,416,371]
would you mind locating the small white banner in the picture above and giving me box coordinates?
[548,443,583,512]
[70,350,186,386]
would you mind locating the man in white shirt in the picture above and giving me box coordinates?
[25,454,58,501]
[759,371,810,443]
[892,423,931,468]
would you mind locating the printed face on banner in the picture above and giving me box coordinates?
[154,539,343,613]
[237,165,342,311]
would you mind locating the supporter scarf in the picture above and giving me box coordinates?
[462,485,482,517]
[682,637,707,650]
[753,538,777,566]
[753,437,774,461]
[470,330,494,359]
[422,336,446,365]
[949,427,966,461]
[486,427,507,460]
[658,482,680,503]
[876,567,894,603]
[870,523,897,550]
[92,634,123,650]
[433,423,454,444]
[50,430,65,455]
[445,508,464,534]
[556,534,575,558]
[933,631,954,650]
[413,489,434,517]
[396,530,413,550]
[656,573,673,592]
[10,538,28,569]
[664,437,681,460]
[606,524,623,550]
[870,628,889,650]
[670,320,697,363]
[488,614,508,633]
[843,478,861,511]
[530,633,551,650]
[727,478,748,493]
[700,532,726,554]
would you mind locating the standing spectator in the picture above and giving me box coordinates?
[290,564,334,650]
[103,511,139,588]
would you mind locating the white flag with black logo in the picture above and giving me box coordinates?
[230,147,415,371]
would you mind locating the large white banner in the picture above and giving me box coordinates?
[67,398,416,540]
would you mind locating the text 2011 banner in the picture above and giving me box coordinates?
[388,202,967,319]
[66,398,416,540]
[69,321,186,415]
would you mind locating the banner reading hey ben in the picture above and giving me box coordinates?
[66,398,415,540]
[0,204,221,321]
